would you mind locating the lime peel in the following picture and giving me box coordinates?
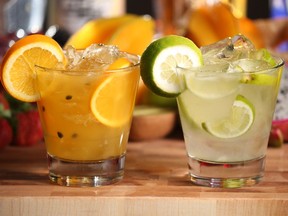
[241,73,277,86]
[140,35,203,97]
[202,95,255,138]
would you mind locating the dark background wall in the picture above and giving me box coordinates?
[126,0,271,19]
[126,0,155,17]
[247,0,270,19]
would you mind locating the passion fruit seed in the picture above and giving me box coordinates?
[71,133,78,138]
[65,95,73,100]
[57,132,63,138]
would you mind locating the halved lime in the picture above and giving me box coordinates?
[202,95,255,138]
[140,35,203,97]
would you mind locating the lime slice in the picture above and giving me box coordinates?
[241,73,277,86]
[202,95,255,138]
[249,48,276,66]
[185,70,240,99]
[140,35,203,97]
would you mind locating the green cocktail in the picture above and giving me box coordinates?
[140,34,284,188]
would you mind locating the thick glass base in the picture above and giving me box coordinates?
[187,155,265,188]
[47,154,125,187]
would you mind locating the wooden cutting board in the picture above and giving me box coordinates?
[0,140,288,216]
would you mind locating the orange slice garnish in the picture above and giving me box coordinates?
[107,57,132,70]
[0,34,65,102]
[90,60,139,127]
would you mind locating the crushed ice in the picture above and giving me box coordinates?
[200,34,276,73]
[63,44,121,71]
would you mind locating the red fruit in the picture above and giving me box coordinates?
[0,118,13,149]
[268,126,284,148]
[0,91,12,149]
[0,83,4,92]
[13,110,43,146]
[0,92,10,114]
[272,119,288,142]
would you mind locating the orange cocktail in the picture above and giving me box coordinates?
[0,34,140,187]
[35,47,140,186]
[36,56,139,161]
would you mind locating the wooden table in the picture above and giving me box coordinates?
[0,139,287,216]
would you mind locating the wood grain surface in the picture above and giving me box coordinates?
[0,140,287,216]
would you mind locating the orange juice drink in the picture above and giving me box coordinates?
[1,34,140,186]
[35,46,140,186]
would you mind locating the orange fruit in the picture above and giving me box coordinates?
[65,15,155,55]
[186,2,238,47]
[135,78,148,105]
[186,7,220,46]
[237,17,265,49]
[107,16,155,55]
[90,65,139,127]
[64,14,137,49]
[107,57,132,70]
[206,2,238,39]
[0,34,65,102]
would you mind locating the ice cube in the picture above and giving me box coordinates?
[227,58,272,73]
[248,49,277,66]
[64,44,121,71]
[201,34,255,65]
[231,34,255,51]
[82,44,120,64]
[200,37,231,56]
[64,45,84,68]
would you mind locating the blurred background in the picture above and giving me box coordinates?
[0,0,287,54]
[0,0,274,33]
[0,0,286,49]
[127,0,271,19]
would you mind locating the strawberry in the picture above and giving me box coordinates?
[268,125,284,148]
[0,91,10,116]
[272,119,288,142]
[0,91,13,149]
[4,92,43,146]
[0,84,5,95]
[12,110,43,146]
[0,118,13,149]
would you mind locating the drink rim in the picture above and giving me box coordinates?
[34,52,140,75]
[176,56,284,76]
